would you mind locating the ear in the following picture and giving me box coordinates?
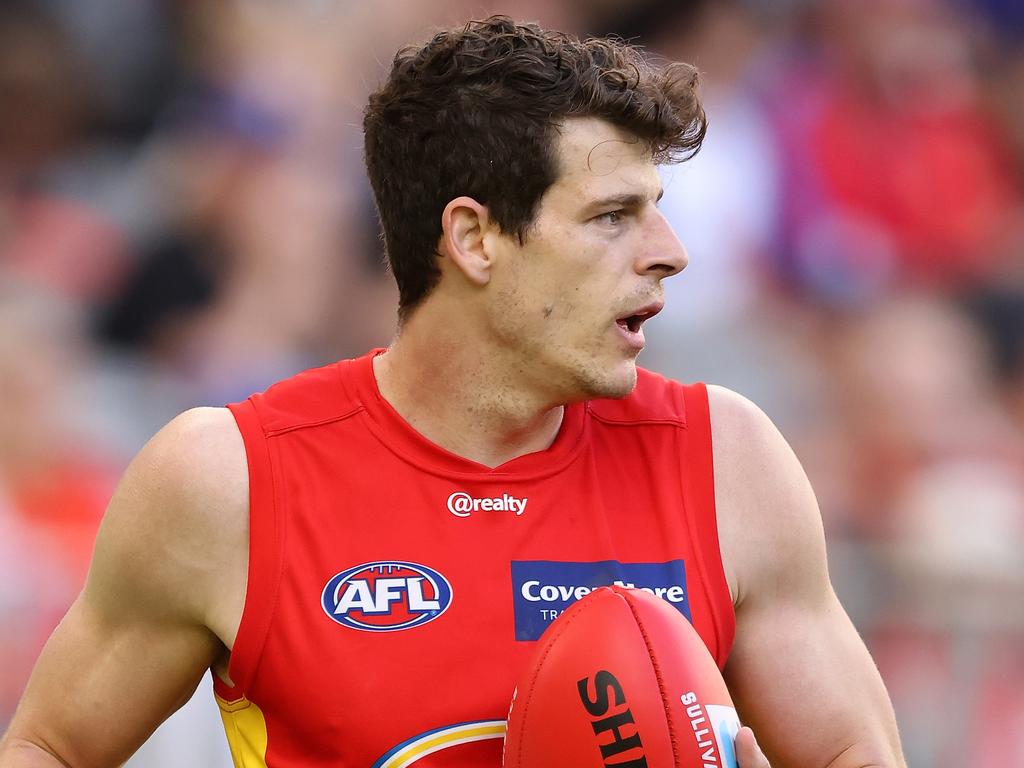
[440,196,494,286]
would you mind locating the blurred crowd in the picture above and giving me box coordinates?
[1,0,1022,765]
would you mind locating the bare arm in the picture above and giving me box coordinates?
[0,408,248,768]
[709,386,905,768]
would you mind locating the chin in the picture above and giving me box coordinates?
[575,359,638,400]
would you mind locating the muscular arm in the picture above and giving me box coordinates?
[0,408,248,768]
[709,386,905,768]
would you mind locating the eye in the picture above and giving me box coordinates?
[596,210,623,226]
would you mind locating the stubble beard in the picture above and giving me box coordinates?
[491,307,639,404]
[565,350,639,402]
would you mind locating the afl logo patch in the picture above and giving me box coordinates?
[321,561,453,632]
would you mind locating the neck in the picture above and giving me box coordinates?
[373,306,565,469]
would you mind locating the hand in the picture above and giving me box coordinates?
[735,726,771,768]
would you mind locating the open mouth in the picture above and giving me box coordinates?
[615,305,662,334]
[617,315,644,333]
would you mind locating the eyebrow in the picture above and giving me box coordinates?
[585,189,665,212]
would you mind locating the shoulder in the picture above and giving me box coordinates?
[706,385,827,607]
[87,407,248,634]
[136,405,245,478]
[706,384,811,511]
[115,406,247,528]
[705,385,784,466]
[242,358,365,433]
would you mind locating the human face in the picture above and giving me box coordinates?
[484,117,688,401]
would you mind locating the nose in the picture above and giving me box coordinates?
[635,208,688,278]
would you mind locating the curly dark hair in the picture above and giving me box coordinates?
[363,16,706,319]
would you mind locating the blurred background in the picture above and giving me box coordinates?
[0,0,1021,765]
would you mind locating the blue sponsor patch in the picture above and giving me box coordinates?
[511,559,691,641]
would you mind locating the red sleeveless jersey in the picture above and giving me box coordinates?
[213,349,734,767]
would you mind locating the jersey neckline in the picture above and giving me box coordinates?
[345,348,588,480]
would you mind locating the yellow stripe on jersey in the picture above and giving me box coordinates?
[215,692,269,768]
[374,720,508,768]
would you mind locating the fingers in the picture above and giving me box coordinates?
[735,726,771,768]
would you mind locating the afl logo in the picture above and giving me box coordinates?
[321,561,453,632]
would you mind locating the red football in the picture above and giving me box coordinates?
[503,585,739,768]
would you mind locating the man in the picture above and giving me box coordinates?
[0,17,906,768]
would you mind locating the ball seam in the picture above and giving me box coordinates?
[621,589,682,768]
